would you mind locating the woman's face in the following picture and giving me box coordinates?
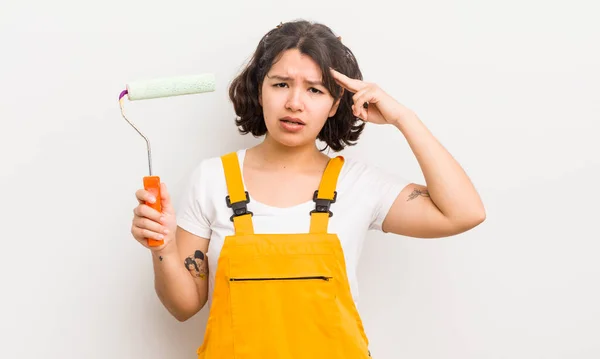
[259,49,340,149]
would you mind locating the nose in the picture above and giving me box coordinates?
[285,88,304,112]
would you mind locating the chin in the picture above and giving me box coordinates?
[267,132,314,149]
[275,136,312,149]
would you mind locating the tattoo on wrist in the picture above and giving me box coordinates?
[407,188,430,201]
[184,250,207,279]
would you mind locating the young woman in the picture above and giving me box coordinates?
[130,20,485,358]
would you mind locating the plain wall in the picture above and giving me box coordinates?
[1,0,599,358]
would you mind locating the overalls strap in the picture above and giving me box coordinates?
[309,156,345,234]
[221,152,254,235]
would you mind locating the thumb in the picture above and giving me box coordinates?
[160,183,175,215]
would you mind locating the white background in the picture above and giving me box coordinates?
[1,0,599,358]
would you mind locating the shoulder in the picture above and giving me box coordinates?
[338,155,407,189]
[181,151,241,202]
[336,155,410,228]
[187,149,242,183]
[338,155,371,176]
[197,153,227,175]
[185,156,218,187]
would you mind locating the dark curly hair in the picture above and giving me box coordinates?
[228,20,365,152]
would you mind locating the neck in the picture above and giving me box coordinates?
[250,135,326,170]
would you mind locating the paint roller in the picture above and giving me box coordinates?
[119,73,216,246]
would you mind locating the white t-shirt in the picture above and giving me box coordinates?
[176,149,409,308]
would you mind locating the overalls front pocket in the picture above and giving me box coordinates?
[228,250,342,358]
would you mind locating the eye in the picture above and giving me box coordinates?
[274,83,288,88]
[309,87,324,94]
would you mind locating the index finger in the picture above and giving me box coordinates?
[136,189,155,204]
[330,68,365,93]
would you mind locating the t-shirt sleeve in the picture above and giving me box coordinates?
[363,163,411,232]
[176,160,213,239]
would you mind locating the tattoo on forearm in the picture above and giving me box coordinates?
[407,188,430,201]
[184,250,208,279]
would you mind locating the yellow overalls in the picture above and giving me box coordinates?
[197,152,371,358]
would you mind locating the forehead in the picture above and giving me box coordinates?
[268,49,323,80]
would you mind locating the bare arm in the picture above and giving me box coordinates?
[153,227,209,321]
[132,183,210,322]
[383,113,486,238]
[329,68,485,238]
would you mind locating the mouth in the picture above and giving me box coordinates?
[280,117,305,125]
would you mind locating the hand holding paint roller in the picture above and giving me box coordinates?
[119,73,216,247]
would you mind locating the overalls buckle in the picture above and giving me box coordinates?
[310,190,337,217]
[226,191,253,221]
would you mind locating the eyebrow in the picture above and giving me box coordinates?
[267,74,324,87]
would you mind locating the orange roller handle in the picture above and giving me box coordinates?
[143,175,164,247]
